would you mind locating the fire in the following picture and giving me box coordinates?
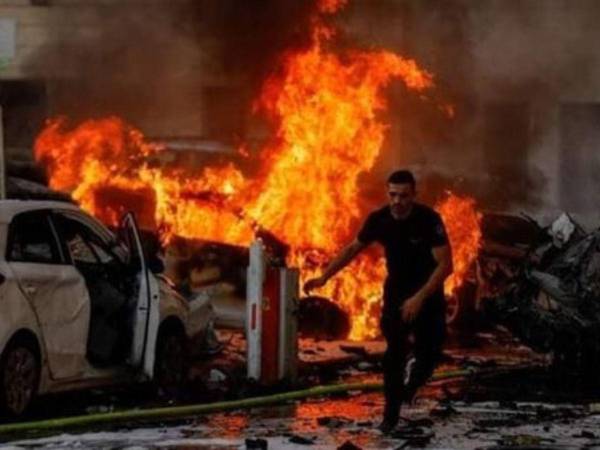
[248,29,432,254]
[317,0,348,14]
[436,193,483,297]
[32,1,481,341]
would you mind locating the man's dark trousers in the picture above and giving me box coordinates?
[380,295,446,421]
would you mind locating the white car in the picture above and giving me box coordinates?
[0,200,217,418]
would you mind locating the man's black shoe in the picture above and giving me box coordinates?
[377,417,399,434]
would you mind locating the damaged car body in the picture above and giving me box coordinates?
[0,200,219,418]
[485,214,600,374]
[445,211,542,327]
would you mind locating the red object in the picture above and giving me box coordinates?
[261,267,281,384]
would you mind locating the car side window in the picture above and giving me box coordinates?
[8,212,62,264]
[53,213,116,265]
[88,241,114,264]
[65,233,98,264]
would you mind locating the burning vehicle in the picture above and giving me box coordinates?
[162,235,352,340]
[31,112,487,341]
[163,237,248,330]
[485,213,600,372]
[24,0,487,343]
[0,200,219,418]
[445,210,543,326]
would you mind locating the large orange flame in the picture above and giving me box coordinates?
[435,193,483,298]
[33,2,480,340]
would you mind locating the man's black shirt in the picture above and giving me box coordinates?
[357,203,449,311]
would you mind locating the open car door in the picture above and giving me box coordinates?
[120,212,160,378]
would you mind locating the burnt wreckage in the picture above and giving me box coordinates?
[486,214,600,372]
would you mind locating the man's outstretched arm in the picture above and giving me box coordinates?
[303,239,368,294]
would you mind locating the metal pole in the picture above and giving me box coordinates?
[0,106,5,199]
[247,239,266,381]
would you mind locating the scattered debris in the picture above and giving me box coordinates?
[535,405,583,421]
[474,417,530,428]
[572,430,596,439]
[589,403,600,414]
[208,368,228,383]
[356,420,373,427]
[430,403,460,418]
[393,443,410,450]
[288,434,316,445]
[498,400,518,410]
[356,361,374,371]
[406,418,434,428]
[458,356,498,368]
[84,404,114,414]
[337,441,363,450]
[497,434,554,446]
[390,425,434,446]
[340,344,368,358]
[246,437,268,449]
[317,416,353,428]
[583,430,596,439]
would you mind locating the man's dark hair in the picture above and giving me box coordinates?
[387,170,416,189]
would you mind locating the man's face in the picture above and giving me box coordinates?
[387,182,416,217]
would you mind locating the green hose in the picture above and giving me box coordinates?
[0,365,530,436]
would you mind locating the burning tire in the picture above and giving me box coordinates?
[154,322,187,399]
[298,296,351,340]
[0,336,41,418]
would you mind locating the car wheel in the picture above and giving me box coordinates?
[154,325,187,399]
[0,338,40,418]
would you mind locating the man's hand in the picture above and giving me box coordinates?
[302,240,367,296]
[303,276,327,295]
[401,293,425,323]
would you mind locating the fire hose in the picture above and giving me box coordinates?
[0,365,536,437]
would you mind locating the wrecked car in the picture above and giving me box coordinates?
[163,238,352,340]
[0,200,219,418]
[446,211,543,327]
[485,214,600,372]
[163,238,248,330]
